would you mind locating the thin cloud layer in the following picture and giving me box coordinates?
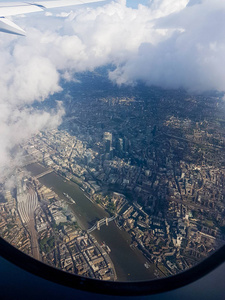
[0,102,64,181]
[0,28,65,179]
[0,0,224,178]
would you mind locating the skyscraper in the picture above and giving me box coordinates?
[103,132,112,153]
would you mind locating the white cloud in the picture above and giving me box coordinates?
[147,0,189,18]
[16,0,222,93]
[108,0,225,92]
[0,101,64,180]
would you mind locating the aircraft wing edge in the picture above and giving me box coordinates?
[0,17,26,35]
[0,0,105,17]
[0,0,105,35]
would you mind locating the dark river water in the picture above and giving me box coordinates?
[26,163,156,282]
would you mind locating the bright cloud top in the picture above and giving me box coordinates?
[8,0,223,92]
[0,0,224,177]
[109,0,225,91]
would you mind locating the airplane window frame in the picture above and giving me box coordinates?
[0,1,224,297]
[0,236,224,296]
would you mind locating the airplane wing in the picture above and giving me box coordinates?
[0,0,104,36]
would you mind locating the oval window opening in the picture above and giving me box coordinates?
[0,0,224,288]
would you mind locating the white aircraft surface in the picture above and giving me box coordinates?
[0,0,104,35]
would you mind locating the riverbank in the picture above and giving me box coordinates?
[25,162,157,282]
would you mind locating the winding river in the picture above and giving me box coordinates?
[26,163,156,282]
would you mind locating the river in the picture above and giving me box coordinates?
[26,163,156,282]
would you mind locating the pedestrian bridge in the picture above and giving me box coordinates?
[87,215,117,233]
[35,169,54,179]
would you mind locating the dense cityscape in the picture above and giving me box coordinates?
[0,72,225,280]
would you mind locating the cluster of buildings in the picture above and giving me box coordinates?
[22,120,224,276]
[0,173,116,281]
[1,79,225,279]
[35,179,116,280]
[22,86,225,276]
[0,181,32,256]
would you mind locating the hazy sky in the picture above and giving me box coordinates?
[0,0,224,181]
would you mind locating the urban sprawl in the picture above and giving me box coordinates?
[0,79,225,280]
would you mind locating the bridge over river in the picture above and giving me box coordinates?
[87,215,117,233]
[35,169,54,179]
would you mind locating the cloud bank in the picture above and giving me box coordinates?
[109,0,225,91]
[0,0,224,178]
[11,0,223,93]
